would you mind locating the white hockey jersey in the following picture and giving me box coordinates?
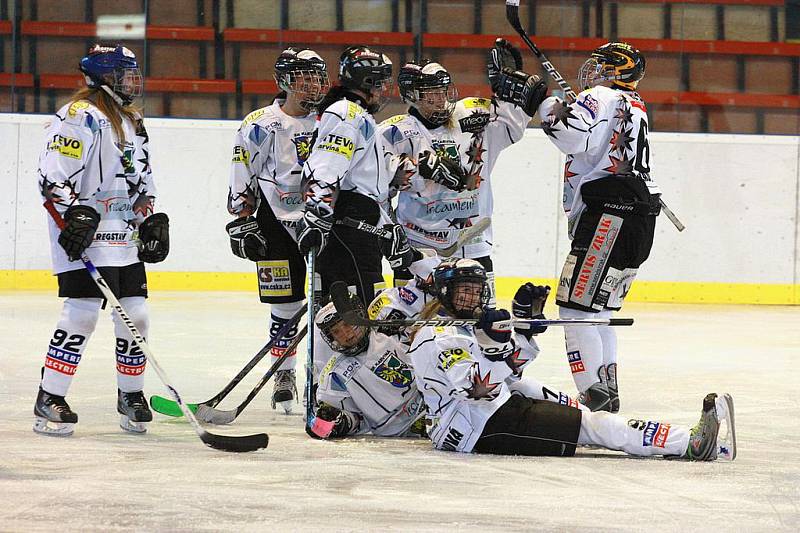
[302,97,393,212]
[407,324,540,452]
[537,86,661,234]
[316,331,426,437]
[379,98,529,257]
[39,99,156,274]
[227,100,316,234]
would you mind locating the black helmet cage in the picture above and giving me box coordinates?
[433,258,490,319]
[578,42,645,91]
[398,61,458,125]
[315,298,370,357]
[274,48,330,110]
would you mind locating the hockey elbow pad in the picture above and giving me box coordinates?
[58,204,100,261]
[138,213,170,263]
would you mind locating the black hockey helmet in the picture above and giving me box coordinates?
[433,258,490,319]
[578,42,646,91]
[397,60,458,126]
[315,299,370,357]
[339,45,393,111]
[274,47,330,110]
[79,44,142,105]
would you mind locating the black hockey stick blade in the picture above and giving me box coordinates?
[200,430,268,452]
[330,281,371,326]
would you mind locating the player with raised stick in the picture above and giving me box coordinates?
[226,48,330,414]
[378,38,546,303]
[35,44,169,436]
[406,259,736,461]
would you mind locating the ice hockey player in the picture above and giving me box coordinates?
[307,297,427,439]
[535,42,661,413]
[226,48,330,414]
[35,44,169,436]
[378,38,546,303]
[296,45,394,305]
[407,259,736,461]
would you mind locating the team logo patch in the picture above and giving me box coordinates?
[567,350,585,373]
[397,287,418,305]
[642,421,671,448]
[47,134,83,159]
[257,260,292,297]
[317,133,354,159]
[371,352,413,388]
[577,94,599,119]
[292,133,313,165]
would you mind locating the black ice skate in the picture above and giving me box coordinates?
[606,363,620,413]
[117,389,153,433]
[580,382,612,412]
[272,369,297,415]
[685,392,737,461]
[33,387,78,437]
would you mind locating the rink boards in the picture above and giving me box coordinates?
[1,113,797,304]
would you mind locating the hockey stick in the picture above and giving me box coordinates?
[149,304,305,417]
[304,248,317,431]
[194,324,309,424]
[330,281,633,328]
[44,201,268,452]
[337,216,491,257]
[505,0,685,232]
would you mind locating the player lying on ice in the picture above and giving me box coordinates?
[405,258,736,460]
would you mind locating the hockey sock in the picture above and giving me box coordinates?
[41,298,102,397]
[113,297,149,393]
[577,410,689,457]
[597,309,618,368]
[269,301,303,372]
[559,306,604,393]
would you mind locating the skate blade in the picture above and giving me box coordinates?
[716,393,737,461]
[33,417,74,437]
[119,415,148,434]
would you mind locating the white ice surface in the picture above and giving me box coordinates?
[2,292,799,532]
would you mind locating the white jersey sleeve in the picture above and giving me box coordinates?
[39,100,155,273]
[408,325,514,452]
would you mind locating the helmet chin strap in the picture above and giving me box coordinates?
[100,84,128,106]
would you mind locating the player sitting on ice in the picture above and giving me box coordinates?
[307,297,427,440]
[406,259,737,461]
[377,38,546,304]
[34,44,169,436]
[226,47,330,415]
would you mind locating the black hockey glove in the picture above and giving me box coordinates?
[138,213,170,263]
[476,307,512,348]
[417,151,467,192]
[380,224,420,270]
[58,204,100,261]
[225,215,268,261]
[296,203,334,255]
[512,283,551,339]
[487,37,523,94]
[308,403,355,439]
[495,68,548,117]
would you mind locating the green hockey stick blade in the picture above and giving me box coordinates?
[149,394,199,417]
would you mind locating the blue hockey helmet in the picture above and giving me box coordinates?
[79,44,142,105]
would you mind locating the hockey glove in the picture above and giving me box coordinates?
[487,37,523,94]
[308,403,355,439]
[476,307,513,349]
[495,68,548,117]
[380,224,420,270]
[58,204,100,261]
[417,151,467,192]
[138,213,170,263]
[225,215,268,261]
[296,203,334,255]
[513,283,551,338]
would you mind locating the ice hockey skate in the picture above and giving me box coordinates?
[606,363,620,413]
[33,387,78,437]
[117,389,153,433]
[685,393,737,461]
[272,369,297,414]
[580,382,612,412]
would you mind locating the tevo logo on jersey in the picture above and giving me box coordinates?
[438,347,471,371]
[372,352,413,388]
[47,134,83,159]
[318,133,355,160]
[397,287,418,305]
[232,145,250,164]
